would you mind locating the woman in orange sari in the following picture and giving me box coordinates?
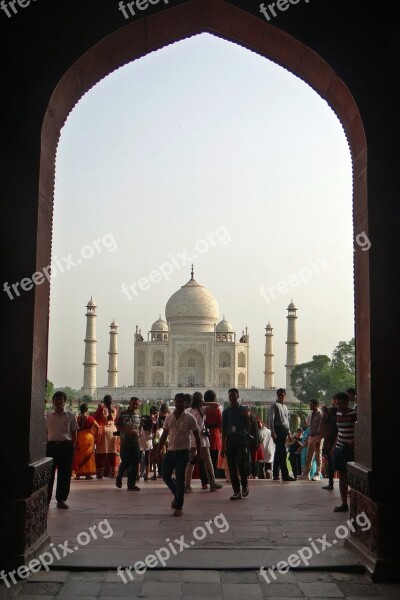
[73,403,99,480]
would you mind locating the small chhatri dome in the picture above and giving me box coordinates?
[87,297,96,307]
[216,316,233,333]
[110,319,118,328]
[288,299,297,310]
[151,316,168,332]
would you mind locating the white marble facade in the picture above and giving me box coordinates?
[133,272,249,390]
[83,271,298,402]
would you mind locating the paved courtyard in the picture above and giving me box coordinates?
[1,478,400,599]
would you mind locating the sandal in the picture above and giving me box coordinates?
[333,504,349,512]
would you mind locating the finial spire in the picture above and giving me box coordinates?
[191,264,194,280]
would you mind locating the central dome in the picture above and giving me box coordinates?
[165,273,219,333]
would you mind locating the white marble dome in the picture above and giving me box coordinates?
[151,317,168,331]
[165,275,219,332]
[216,317,233,333]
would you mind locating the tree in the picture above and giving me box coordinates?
[57,386,80,401]
[46,379,54,400]
[331,339,355,373]
[290,338,355,406]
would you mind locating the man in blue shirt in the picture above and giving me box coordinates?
[221,388,250,500]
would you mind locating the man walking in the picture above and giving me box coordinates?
[298,399,323,481]
[46,391,78,509]
[115,397,142,491]
[157,393,201,516]
[221,388,250,500]
[269,388,295,481]
[184,391,223,492]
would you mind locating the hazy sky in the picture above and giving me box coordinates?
[48,32,354,391]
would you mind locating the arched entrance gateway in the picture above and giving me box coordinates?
[1,0,399,582]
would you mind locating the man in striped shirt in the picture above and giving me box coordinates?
[331,392,357,512]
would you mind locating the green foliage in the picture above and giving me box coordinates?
[262,406,268,424]
[56,386,81,401]
[290,338,355,405]
[46,379,54,400]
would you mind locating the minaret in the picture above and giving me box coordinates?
[107,320,118,388]
[264,322,275,388]
[285,300,298,398]
[82,298,97,396]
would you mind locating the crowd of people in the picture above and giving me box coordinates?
[45,386,357,516]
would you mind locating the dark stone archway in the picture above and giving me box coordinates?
[1,0,399,581]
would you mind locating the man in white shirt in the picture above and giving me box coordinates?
[45,391,78,509]
[184,391,223,492]
[157,393,201,516]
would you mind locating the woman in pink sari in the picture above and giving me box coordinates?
[73,403,99,480]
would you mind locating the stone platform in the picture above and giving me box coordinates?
[2,478,400,599]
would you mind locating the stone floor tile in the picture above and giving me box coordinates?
[141,582,182,596]
[331,573,369,582]
[182,582,223,599]
[293,572,333,582]
[257,570,298,584]
[66,572,106,582]
[50,598,98,600]
[0,583,26,599]
[12,597,55,600]
[221,571,259,583]
[104,571,145,583]
[100,598,142,600]
[182,570,220,583]
[346,597,390,600]
[58,581,102,596]
[28,571,69,583]
[260,583,303,597]
[375,583,400,598]
[298,582,344,597]
[16,582,62,595]
[99,582,142,596]
[336,583,384,597]
[143,570,183,582]
[222,583,263,599]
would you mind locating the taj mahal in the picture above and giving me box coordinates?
[81,268,299,403]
